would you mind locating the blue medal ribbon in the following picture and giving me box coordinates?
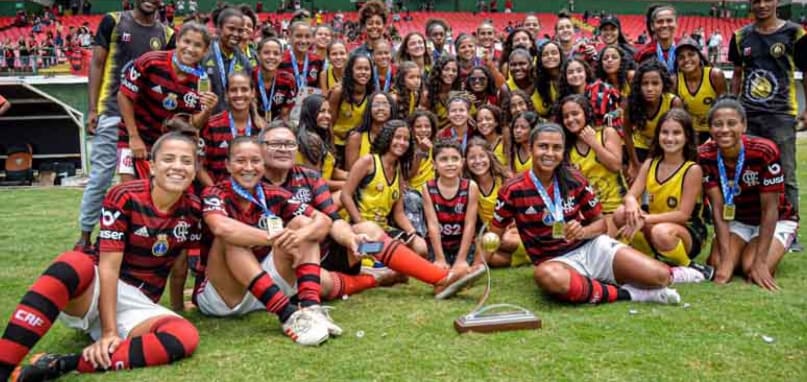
[451,127,469,152]
[656,41,676,74]
[171,52,206,78]
[230,178,273,217]
[374,66,392,92]
[717,143,745,206]
[289,50,310,91]
[528,171,564,224]
[228,111,252,138]
[257,70,276,118]
[213,41,237,89]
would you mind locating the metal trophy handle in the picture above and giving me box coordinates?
[454,224,542,334]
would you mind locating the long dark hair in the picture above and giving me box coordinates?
[628,60,672,132]
[555,94,594,157]
[339,53,375,107]
[596,45,632,91]
[372,119,414,177]
[500,28,537,73]
[534,41,563,110]
[427,55,461,109]
[464,66,497,100]
[464,137,508,183]
[392,61,423,117]
[558,57,595,98]
[510,111,540,167]
[650,108,698,161]
[357,91,398,134]
[528,123,581,197]
[297,94,334,166]
[396,32,432,68]
[408,110,438,141]
[504,89,536,125]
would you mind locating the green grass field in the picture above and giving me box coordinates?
[0,143,805,382]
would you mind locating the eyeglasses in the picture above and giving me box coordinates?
[469,76,487,83]
[262,140,298,150]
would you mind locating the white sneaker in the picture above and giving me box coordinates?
[621,284,681,305]
[281,309,329,346]
[671,266,706,284]
[361,265,409,287]
[308,305,343,336]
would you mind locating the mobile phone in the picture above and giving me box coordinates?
[358,241,384,255]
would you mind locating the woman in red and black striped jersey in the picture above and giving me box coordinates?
[491,123,705,306]
[422,140,483,273]
[198,71,264,187]
[254,37,295,122]
[699,98,798,290]
[197,136,337,346]
[117,22,219,182]
[1,132,202,381]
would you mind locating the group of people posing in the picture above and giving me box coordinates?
[1,0,805,381]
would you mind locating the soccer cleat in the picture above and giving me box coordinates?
[11,353,76,382]
[688,262,715,281]
[434,264,486,300]
[621,285,681,305]
[670,266,706,284]
[307,305,343,337]
[361,265,409,287]
[281,309,329,346]
[788,239,803,253]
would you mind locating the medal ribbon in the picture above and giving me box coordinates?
[172,52,206,78]
[289,50,310,91]
[257,70,276,118]
[228,111,252,138]
[717,142,745,206]
[213,41,237,89]
[451,127,468,153]
[374,66,392,92]
[656,41,676,73]
[230,178,274,217]
[528,171,564,224]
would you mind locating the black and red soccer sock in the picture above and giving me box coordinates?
[294,263,321,308]
[557,269,630,304]
[0,251,94,379]
[247,271,296,323]
[324,272,377,301]
[374,238,448,285]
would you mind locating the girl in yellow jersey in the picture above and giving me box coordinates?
[295,94,346,192]
[342,120,428,257]
[558,95,625,235]
[504,89,535,127]
[319,40,347,95]
[597,46,635,104]
[404,110,438,237]
[614,109,713,279]
[623,60,683,181]
[328,53,374,168]
[390,61,423,118]
[465,138,530,267]
[673,38,726,144]
[345,92,396,168]
[500,49,550,119]
[421,55,461,129]
[509,111,539,175]
[533,41,563,119]
[475,105,509,168]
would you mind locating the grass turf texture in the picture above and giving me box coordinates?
[1,144,806,382]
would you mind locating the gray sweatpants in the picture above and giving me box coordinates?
[746,113,799,214]
[78,114,120,232]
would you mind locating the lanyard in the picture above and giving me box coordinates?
[451,127,468,152]
[717,143,745,206]
[257,70,276,117]
[656,41,676,73]
[374,66,392,92]
[213,41,237,89]
[289,50,309,91]
[228,111,252,138]
[528,171,564,224]
[171,52,206,78]
[230,179,273,217]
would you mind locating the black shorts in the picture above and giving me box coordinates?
[650,223,706,261]
[320,239,361,275]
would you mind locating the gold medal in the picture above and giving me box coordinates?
[722,204,736,221]
[552,222,565,239]
[197,77,211,93]
[265,110,271,122]
[265,216,284,236]
[481,232,501,253]
[152,234,170,257]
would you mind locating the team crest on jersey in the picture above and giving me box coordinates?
[667,196,678,208]
[149,37,162,50]
[704,97,714,105]
[152,234,170,256]
[294,188,312,203]
[769,42,786,58]
[122,32,131,42]
[744,69,778,103]
[163,93,178,110]
[173,220,190,242]
[542,208,554,225]
[392,190,400,200]
[183,92,198,108]
[454,203,464,214]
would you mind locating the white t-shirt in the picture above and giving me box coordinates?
[708,34,723,48]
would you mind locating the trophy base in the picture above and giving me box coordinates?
[454,310,542,334]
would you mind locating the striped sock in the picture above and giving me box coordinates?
[557,269,629,304]
[247,271,296,323]
[295,263,322,308]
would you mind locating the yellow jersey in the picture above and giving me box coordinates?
[632,92,675,150]
[333,96,368,146]
[512,149,532,174]
[492,138,507,167]
[359,131,373,158]
[409,148,435,192]
[434,98,449,129]
[324,65,341,92]
[356,155,401,229]
[569,128,624,213]
[677,67,718,133]
[506,75,557,118]
[646,158,705,231]
[294,151,336,180]
[477,177,502,226]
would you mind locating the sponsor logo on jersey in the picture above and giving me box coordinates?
[101,208,121,227]
[134,226,150,237]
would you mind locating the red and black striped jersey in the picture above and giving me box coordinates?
[117,50,202,149]
[698,135,797,225]
[277,50,324,89]
[264,165,341,221]
[201,179,316,260]
[199,111,258,185]
[98,179,202,302]
[585,80,622,128]
[492,169,602,264]
[252,67,297,121]
[427,178,471,253]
